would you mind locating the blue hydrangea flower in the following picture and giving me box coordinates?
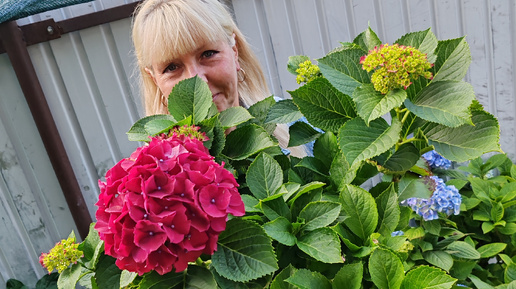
[391,230,404,237]
[422,150,452,170]
[400,176,461,221]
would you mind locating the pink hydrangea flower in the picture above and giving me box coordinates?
[95,126,245,275]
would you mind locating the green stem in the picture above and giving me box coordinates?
[400,109,410,125]
[195,257,204,267]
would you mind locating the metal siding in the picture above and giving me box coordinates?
[1,0,516,288]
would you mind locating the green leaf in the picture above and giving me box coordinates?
[369,248,405,289]
[423,251,454,272]
[353,27,382,52]
[120,270,137,288]
[288,121,323,147]
[127,114,177,141]
[380,143,420,174]
[5,279,28,289]
[401,266,456,289]
[376,184,400,236]
[501,183,516,203]
[296,227,343,263]
[313,132,340,171]
[185,266,217,289]
[432,37,471,82]
[168,76,212,123]
[246,152,283,200]
[222,124,277,160]
[94,255,122,289]
[285,269,332,289]
[263,217,296,246]
[212,218,278,282]
[270,264,298,289]
[423,108,501,163]
[57,263,83,289]
[340,184,379,240]
[491,202,505,222]
[468,275,495,289]
[295,157,328,176]
[405,81,475,127]
[289,77,356,132]
[287,55,311,75]
[446,241,481,259]
[144,119,176,136]
[395,28,438,63]
[352,84,407,125]
[338,117,402,167]
[265,99,303,124]
[332,262,363,289]
[35,273,59,289]
[477,243,507,258]
[318,47,371,97]
[79,224,101,264]
[299,201,342,231]
[330,152,356,188]
[219,106,254,129]
[138,271,184,289]
[507,263,516,283]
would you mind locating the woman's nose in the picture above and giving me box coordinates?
[186,64,208,82]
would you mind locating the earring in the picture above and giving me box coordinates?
[237,68,246,83]
[161,94,168,107]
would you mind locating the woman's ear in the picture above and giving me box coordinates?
[232,33,240,70]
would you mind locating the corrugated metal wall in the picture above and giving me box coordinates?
[1,0,515,287]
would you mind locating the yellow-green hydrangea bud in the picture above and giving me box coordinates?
[39,234,83,274]
[398,240,415,253]
[295,60,321,84]
[360,44,433,94]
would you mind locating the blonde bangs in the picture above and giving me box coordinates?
[138,1,230,68]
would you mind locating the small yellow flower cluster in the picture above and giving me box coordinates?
[360,44,433,94]
[39,235,83,273]
[169,125,208,141]
[295,60,321,84]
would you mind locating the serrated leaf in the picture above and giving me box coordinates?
[352,84,407,125]
[185,265,217,289]
[270,264,298,289]
[287,55,311,75]
[119,270,137,288]
[395,28,438,62]
[285,269,332,289]
[397,173,434,201]
[501,183,516,203]
[313,132,339,171]
[57,263,82,289]
[295,157,328,176]
[338,117,402,167]
[432,37,471,82]
[468,275,494,289]
[223,124,277,160]
[212,219,278,282]
[491,202,504,222]
[369,248,404,289]
[296,228,343,263]
[263,217,296,246]
[380,143,420,173]
[405,81,475,127]
[299,201,341,231]
[446,241,481,259]
[332,262,363,289]
[288,121,323,147]
[144,119,176,136]
[423,109,501,163]
[477,243,507,258]
[127,114,177,141]
[353,27,382,52]
[318,48,371,97]
[219,106,254,129]
[423,251,454,272]
[376,184,400,236]
[138,271,184,289]
[340,184,379,240]
[401,266,456,289]
[289,77,356,132]
[246,152,283,200]
[94,255,122,289]
[265,99,303,124]
[507,263,516,283]
[168,76,212,123]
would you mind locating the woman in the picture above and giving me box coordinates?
[132,0,306,155]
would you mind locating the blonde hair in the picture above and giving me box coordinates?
[132,0,307,156]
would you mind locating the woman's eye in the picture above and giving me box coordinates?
[202,50,218,58]
[164,63,178,73]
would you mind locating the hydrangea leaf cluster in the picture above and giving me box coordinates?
[39,233,83,274]
[295,60,322,84]
[360,44,433,94]
[95,125,245,275]
[422,150,452,170]
[401,176,461,221]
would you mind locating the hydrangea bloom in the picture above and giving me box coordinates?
[95,126,245,275]
[39,233,83,273]
[400,176,461,221]
[360,44,433,94]
[422,150,452,170]
[295,60,321,84]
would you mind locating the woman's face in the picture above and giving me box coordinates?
[147,39,240,112]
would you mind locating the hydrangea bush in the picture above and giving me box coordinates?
[10,27,516,289]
